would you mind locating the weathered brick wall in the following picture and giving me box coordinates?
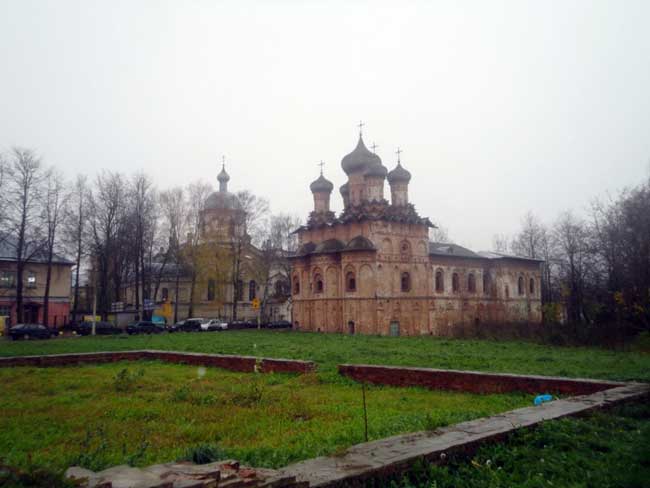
[338,364,622,395]
[0,350,315,374]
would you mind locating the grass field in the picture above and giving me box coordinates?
[0,361,529,473]
[0,329,648,382]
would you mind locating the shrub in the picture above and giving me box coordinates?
[179,444,227,465]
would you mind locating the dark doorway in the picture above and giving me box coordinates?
[348,321,355,335]
[23,304,39,324]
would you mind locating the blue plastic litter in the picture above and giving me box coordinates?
[534,394,553,405]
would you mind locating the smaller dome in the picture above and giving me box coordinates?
[340,182,349,196]
[295,241,316,256]
[364,163,388,178]
[313,238,345,254]
[387,162,411,184]
[309,174,334,193]
[341,136,382,174]
[217,166,230,183]
[345,235,376,252]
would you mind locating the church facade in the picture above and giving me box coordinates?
[290,133,543,336]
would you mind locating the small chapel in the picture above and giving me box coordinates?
[289,129,543,336]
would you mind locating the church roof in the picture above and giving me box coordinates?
[341,136,382,174]
[429,242,481,259]
[205,191,241,211]
[364,162,388,178]
[387,162,411,184]
[340,182,349,196]
[313,238,345,254]
[345,235,376,252]
[309,173,334,193]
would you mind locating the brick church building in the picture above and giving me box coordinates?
[289,130,543,336]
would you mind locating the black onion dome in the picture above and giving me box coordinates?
[364,163,388,178]
[341,136,382,174]
[387,162,411,184]
[340,182,349,196]
[345,235,376,251]
[217,166,230,183]
[313,238,345,254]
[309,174,334,193]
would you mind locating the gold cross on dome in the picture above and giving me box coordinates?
[396,147,402,163]
[371,142,378,153]
[357,120,365,136]
[317,160,325,175]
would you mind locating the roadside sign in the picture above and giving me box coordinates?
[110,301,124,312]
[251,298,260,310]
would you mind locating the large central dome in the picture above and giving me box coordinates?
[341,136,382,174]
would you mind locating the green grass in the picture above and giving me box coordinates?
[0,361,529,473]
[390,402,650,488]
[0,330,648,382]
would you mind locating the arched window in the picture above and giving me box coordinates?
[400,240,411,255]
[207,279,216,301]
[401,272,411,292]
[435,270,444,293]
[483,272,491,295]
[249,280,256,301]
[292,277,300,295]
[505,285,510,299]
[529,278,535,295]
[452,273,460,293]
[346,272,356,292]
[468,273,476,293]
[518,276,524,296]
[314,274,324,294]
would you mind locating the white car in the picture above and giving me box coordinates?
[203,319,228,331]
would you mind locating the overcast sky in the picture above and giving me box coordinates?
[1,0,649,250]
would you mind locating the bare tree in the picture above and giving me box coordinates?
[63,175,89,324]
[430,225,450,243]
[159,187,188,323]
[41,169,69,327]
[230,190,269,320]
[1,148,46,324]
[184,181,212,318]
[88,171,127,319]
[491,233,510,253]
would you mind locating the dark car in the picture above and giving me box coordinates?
[77,321,122,336]
[179,319,204,332]
[126,321,164,335]
[267,320,292,329]
[9,324,59,340]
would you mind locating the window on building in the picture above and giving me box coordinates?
[483,272,491,295]
[435,270,444,292]
[401,272,411,292]
[468,273,476,293]
[529,278,535,295]
[275,280,286,296]
[518,276,524,296]
[346,272,356,292]
[161,287,169,301]
[505,285,510,298]
[0,305,11,317]
[249,280,257,301]
[314,274,323,294]
[207,279,215,301]
[0,271,15,288]
[452,273,460,293]
[26,272,36,288]
[236,280,244,301]
[293,276,300,295]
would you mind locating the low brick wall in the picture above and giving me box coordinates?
[338,364,623,395]
[0,350,315,374]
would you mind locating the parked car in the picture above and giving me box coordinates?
[203,319,228,331]
[76,321,122,336]
[126,321,164,335]
[268,320,292,329]
[179,318,206,332]
[166,321,184,333]
[9,324,59,340]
